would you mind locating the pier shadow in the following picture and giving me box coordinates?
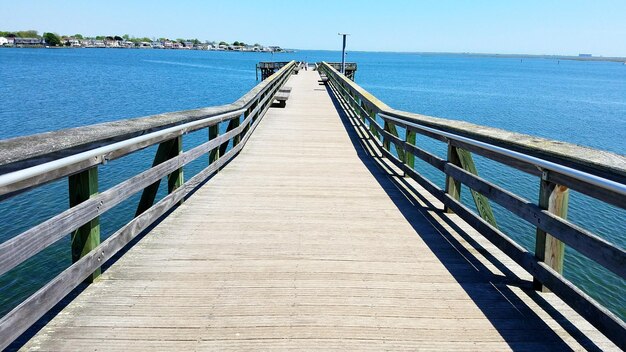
[324,83,602,351]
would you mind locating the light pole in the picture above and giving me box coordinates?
[338,33,349,74]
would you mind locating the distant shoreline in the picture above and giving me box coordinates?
[2,46,625,63]
[413,52,626,63]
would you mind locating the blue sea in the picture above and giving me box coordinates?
[0,48,624,320]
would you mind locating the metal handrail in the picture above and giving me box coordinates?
[380,113,626,197]
[0,109,244,189]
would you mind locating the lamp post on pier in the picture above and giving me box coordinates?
[338,33,349,74]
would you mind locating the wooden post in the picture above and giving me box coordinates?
[445,144,462,213]
[360,101,368,124]
[383,121,391,151]
[405,129,416,174]
[209,124,219,164]
[534,173,569,292]
[383,122,406,162]
[69,166,100,283]
[367,108,381,140]
[454,148,498,228]
[219,118,239,156]
[233,115,241,147]
[135,136,184,216]
[167,136,184,194]
[243,104,255,136]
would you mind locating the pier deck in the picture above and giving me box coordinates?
[19,70,616,351]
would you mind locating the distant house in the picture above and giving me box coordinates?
[105,39,120,47]
[579,53,592,58]
[62,37,81,47]
[0,37,8,46]
[14,37,44,46]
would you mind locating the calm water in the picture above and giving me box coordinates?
[0,48,624,320]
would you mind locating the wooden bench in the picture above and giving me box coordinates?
[318,73,328,85]
[274,87,291,108]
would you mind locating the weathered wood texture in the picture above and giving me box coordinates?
[0,63,294,351]
[68,166,100,283]
[19,70,618,351]
[323,63,625,348]
[319,62,626,185]
[534,178,569,292]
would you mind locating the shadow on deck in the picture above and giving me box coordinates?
[326,83,602,352]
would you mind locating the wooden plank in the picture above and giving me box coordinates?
[547,169,626,210]
[135,138,180,216]
[534,176,569,292]
[0,126,243,277]
[444,163,625,279]
[404,142,446,171]
[405,130,416,171]
[167,136,184,194]
[400,163,625,350]
[378,106,626,185]
[0,145,239,351]
[444,144,462,213]
[0,73,279,350]
[208,124,219,164]
[454,148,498,228]
[275,92,289,100]
[12,68,621,352]
[68,166,100,283]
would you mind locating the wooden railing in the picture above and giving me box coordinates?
[319,62,626,349]
[0,61,296,349]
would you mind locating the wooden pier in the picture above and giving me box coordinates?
[0,62,624,351]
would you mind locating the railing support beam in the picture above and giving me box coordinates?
[445,144,462,212]
[534,173,569,292]
[135,136,184,216]
[69,166,100,283]
[209,125,219,164]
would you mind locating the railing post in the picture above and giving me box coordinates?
[209,124,219,164]
[383,121,391,151]
[534,172,569,292]
[69,166,100,283]
[445,144,462,213]
[403,128,416,177]
[445,145,498,226]
[219,118,238,156]
[366,107,381,140]
[242,104,254,137]
[232,115,242,147]
[135,136,184,216]
[359,101,368,124]
[406,129,416,171]
[167,136,184,194]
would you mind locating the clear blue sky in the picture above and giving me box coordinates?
[2,0,626,56]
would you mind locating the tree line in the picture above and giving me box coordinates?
[1,30,262,48]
